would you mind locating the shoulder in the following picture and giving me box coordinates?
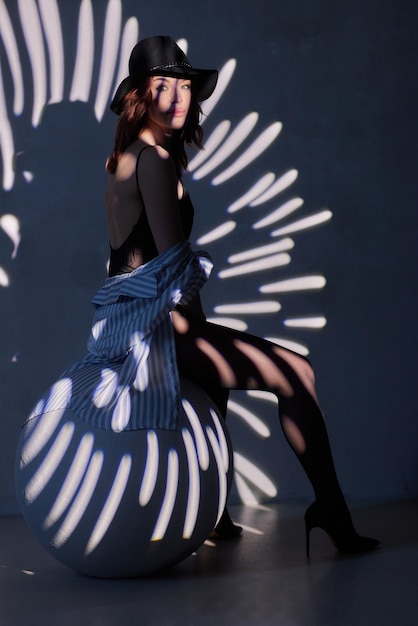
[135,142,176,182]
[129,133,171,161]
[115,141,174,182]
[137,143,171,164]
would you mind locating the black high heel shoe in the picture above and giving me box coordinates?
[304,501,379,557]
[210,508,243,540]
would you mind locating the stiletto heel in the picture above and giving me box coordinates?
[304,501,379,556]
[305,520,311,558]
[210,508,243,540]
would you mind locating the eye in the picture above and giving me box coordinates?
[182,82,191,90]
[156,84,168,92]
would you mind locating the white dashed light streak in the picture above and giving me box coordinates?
[0,266,10,286]
[181,428,201,539]
[192,112,260,180]
[24,421,75,505]
[69,0,94,103]
[93,0,123,121]
[260,275,326,294]
[234,452,278,504]
[51,450,104,548]
[227,238,294,263]
[85,453,132,555]
[205,317,248,331]
[253,197,304,230]
[249,169,299,206]
[227,172,276,213]
[92,368,119,408]
[271,209,333,237]
[199,58,237,120]
[212,122,282,186]
[0,213,21,258]
[0,0,24,115]
[38,0,65,104]
[218,252,291,279]
[110,16,140,101]
[17,0,47,126]
[42,432,95,529]
[206,427,228,525]
[139,430,159,506]
[182,399,210,471]
[214,301,281,315]
[227,400,271,438]
[284,316,327,329]
[196,220,236,245]
[189,121,232,171]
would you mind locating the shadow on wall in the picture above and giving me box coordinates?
[0,102,110,512]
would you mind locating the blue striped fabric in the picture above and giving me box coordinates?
[27,242,212,431]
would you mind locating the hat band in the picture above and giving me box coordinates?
[149,61,192,71]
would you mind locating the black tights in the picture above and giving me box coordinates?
[173,312,344,504]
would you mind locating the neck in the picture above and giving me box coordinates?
[144,118,177,149]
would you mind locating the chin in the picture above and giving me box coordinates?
[170,120,186,131]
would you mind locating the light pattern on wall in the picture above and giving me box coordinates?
[0,0,332,505]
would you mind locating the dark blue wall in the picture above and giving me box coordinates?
[1,0,416,512]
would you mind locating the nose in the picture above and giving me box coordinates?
[172,82,182,103]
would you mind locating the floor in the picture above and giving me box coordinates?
[1,499,417,626]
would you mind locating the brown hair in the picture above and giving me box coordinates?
[106,79,204,177]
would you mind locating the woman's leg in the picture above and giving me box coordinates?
[173,312,378,553]
[198,385,242,538]
[173,312,342,504]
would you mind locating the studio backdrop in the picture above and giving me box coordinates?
[1,0,417,513]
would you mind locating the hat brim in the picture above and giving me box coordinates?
[110,68,218,115]
[109,76,141,114]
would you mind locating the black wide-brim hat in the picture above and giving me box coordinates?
[110,35,218,115]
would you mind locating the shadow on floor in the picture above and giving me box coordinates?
[1,500,417,626]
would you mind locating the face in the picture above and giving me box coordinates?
[147,76,192,132]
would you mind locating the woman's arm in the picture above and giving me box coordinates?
[137,145,208,320]
[136,145,186,253]
[176,293,206,321]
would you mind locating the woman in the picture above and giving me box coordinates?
[106,35,378,555]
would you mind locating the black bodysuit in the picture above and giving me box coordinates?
[108,145,195,277]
